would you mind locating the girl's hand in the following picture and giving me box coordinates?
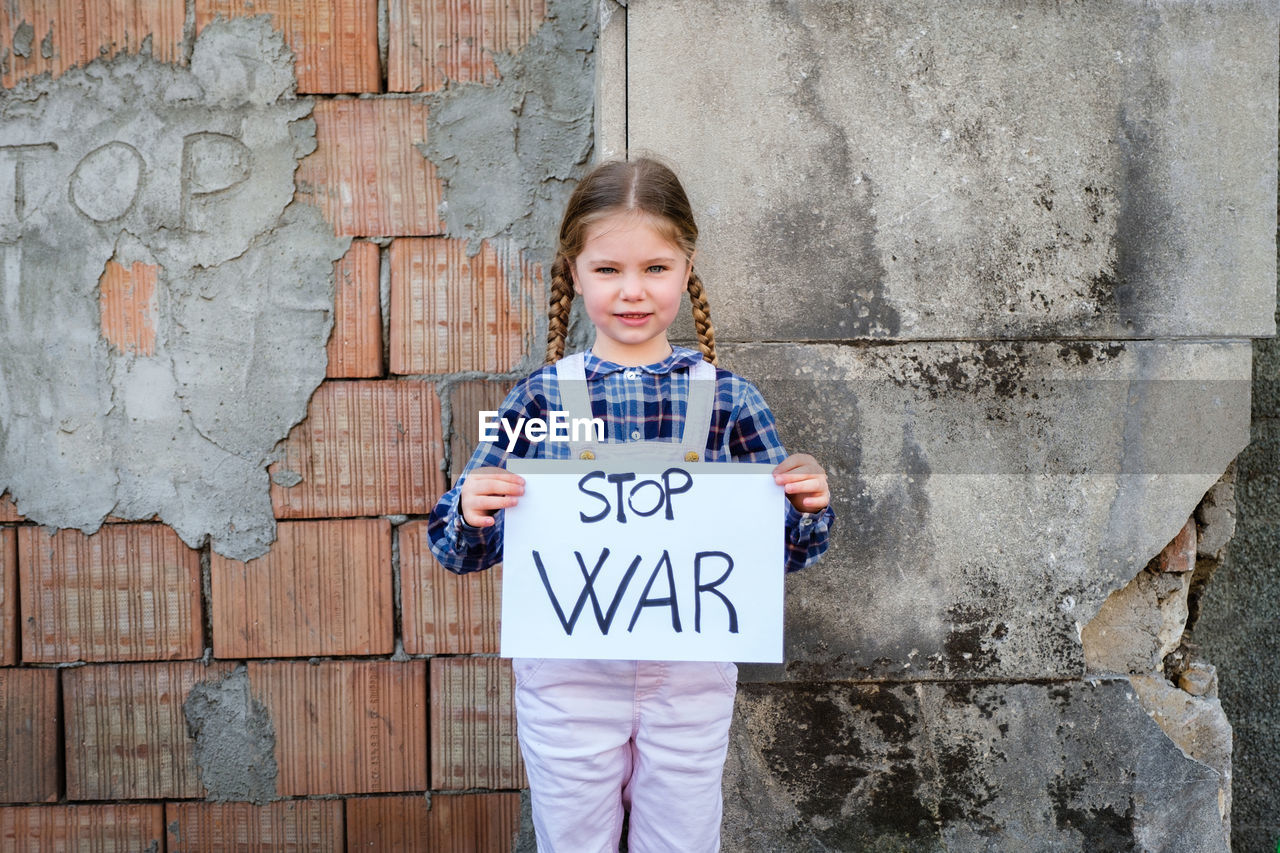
[773,453,830,514]
[459,466,526,528]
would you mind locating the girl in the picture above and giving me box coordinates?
[427,157,834,852]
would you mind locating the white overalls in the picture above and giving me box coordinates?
[513,351,739,853]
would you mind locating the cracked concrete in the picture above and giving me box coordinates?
[0,16,349,560]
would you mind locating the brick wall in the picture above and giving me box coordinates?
[0,1,547,847]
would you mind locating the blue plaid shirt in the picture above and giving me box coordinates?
[428,346,834,574]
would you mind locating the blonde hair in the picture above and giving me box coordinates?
[545,158,717,365]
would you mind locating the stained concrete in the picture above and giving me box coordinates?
[619,2,1274,845]
[183,666,278,804]
[627,0,1277,342]
[1194,306,1280,852]
[721,340,1251,682]
[724,679,1229,852]
[0,17,349,560]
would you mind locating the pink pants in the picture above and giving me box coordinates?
[512,658,738,853]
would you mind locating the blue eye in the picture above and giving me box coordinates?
[647,265,668,273]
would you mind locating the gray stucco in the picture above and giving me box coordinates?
[0,17,349,560]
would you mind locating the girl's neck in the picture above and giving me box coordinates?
[590,339,674,367]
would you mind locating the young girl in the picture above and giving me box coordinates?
[428,157,833,852]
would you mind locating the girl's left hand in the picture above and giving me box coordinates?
[773,453,830,514]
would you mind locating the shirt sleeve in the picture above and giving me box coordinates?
[725,377,835,573]
[426,373,550,574]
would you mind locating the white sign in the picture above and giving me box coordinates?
[500,459,784,662]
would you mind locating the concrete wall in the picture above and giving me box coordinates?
[620,0,1274,849]
[0,0,1275,849]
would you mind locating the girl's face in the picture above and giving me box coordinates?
[571,212,692,367]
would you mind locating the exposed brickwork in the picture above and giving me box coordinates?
[0,531,16,666]
[0,494,21,523]
[0,0,574,842]
[0,1,186,88]
[18,525,203,663]
[296,99,442,237]
[270,380,445,518]
[447,379,511,480]
[430,657,524,790]
[195,0,380,94]
[346,793,522,851]
[211,518,394,658]
[400,521,502,654]
[390,238,538,374]
[0,668,60,804]
[248,660,428,796]
[1154,517,1198,573]
[98,259,158,356]
[388,0,548,92]
[0,804,165,850]
[63,662,236,800]
[328,240,384,378]
[165,800,344,851]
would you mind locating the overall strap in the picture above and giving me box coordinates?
[678,358,717,461]
[554,352,597,459]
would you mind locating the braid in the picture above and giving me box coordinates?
[686,271,717,366]
[545,256,575,364]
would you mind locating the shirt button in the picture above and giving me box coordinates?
[624,369,639,380]
[630,430,641,440]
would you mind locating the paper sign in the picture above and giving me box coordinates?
[500,459,784,662]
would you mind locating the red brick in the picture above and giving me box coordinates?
[18,524,202,663]
[346,793,521,851]
[165,800,343,852]
[1153,516,1197,573]
[212,519,394,658]
[0,669,59,803]
[0,1,185,88]
[390,238,538,374]
[0,531,16,666]
[430,657,523,790]
[388,0,547,93]
[195,0,379,94]
[0,804,164,850]
[270,380,445,518]
[328,240,383,378]
[98,260,158,356]
[400,521,501,654]
[0,494,23,523]
[296,99,442,237]
[447,379,511,481]
[248,660,427,796]
[63,662,235,800]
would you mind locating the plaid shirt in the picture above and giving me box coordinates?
[428,346,834,574]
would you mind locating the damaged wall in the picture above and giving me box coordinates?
[0,0,1275,850]
[625,0,1275,849]
[0,0,587,847]
[0,16,348,561]
[1193,308,1280,851]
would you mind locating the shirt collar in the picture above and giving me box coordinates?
[581,345,704,379]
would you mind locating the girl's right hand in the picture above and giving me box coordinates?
[459,466,526,528]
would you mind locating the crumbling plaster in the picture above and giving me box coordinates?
[0,17,349,560]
